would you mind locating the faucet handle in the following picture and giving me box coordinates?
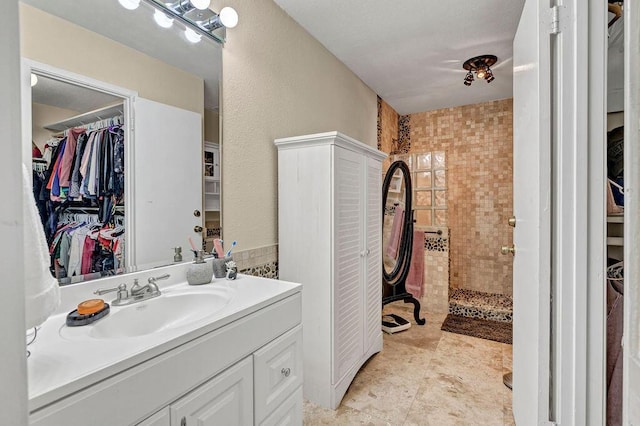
[148,274,170,284]
[94,283,129,302]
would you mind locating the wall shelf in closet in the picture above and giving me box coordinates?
[44,103,124,132]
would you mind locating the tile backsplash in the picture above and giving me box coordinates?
[235,244,279,279]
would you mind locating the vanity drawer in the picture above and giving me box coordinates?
[260,386,302,426]
[253,325,303,423]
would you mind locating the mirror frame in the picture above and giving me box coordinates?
[22,58,138,277]
[381,160,413,286]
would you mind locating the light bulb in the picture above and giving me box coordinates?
[219,7,238,28]
[476,68,486,79]
[153,10,174,28]
[184,27,202,43]
[118,0,140,10]
[30,74,38,87]
[190,0,210,10]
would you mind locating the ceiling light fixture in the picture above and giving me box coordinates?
[30,73,38,87]
[118,0,141,10]
[462,55,498,86]
[153,10,174,28]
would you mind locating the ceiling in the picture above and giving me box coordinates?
[32,75,121,112]
[23,0,221,110]
[273,0,525,115]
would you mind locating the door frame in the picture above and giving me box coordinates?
[21,59,138,268]
[623,0,640,421]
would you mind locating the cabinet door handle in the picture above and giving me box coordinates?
[281,367,291,377]
[181,416,186,426]
[194,226,203,233]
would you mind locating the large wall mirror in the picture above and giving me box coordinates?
[20,0,222,285]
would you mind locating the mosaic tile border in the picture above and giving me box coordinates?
[424,236,448,252]
[240,261,278,279]
[448,288,513,323]
[391,114,411,154]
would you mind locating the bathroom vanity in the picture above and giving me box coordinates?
[27,265,302,426]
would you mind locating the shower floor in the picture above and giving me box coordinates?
[449,288,513,323]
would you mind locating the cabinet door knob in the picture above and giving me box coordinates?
[181,416,186,426]
[193,209,201,217]
[194,226,203,233]
[281,367,291,377]
[508,216,516,227]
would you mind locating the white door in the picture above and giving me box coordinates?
[332,146,364,384]
[624,0,640,421]
[364,155,382,353]
[132,98,202,269]
[512,0,552,423]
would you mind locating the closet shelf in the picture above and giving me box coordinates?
[607,215,624,223]
[607,236,624,246]
[44,103,124,132]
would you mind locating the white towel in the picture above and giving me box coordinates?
[23,164,60,329]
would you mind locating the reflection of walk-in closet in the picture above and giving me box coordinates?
[606,2,624,424]
[31,74,126,285]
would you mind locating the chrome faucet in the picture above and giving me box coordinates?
[94,274,170,306]
[131,274,170,297]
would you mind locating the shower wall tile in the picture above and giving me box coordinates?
[378,98,513,296]
[422,238,449,313]
[409,99,514,296]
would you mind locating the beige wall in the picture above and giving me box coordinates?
[204,108,220,143]
[217,0,378,250]
[31,102,79,149]
[378,97,399,171]
[19,4,204,115]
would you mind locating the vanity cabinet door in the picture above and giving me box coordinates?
[170,357,253,426]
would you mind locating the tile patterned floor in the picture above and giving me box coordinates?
[303,303,514,425]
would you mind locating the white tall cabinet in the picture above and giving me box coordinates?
[275,131,386,409]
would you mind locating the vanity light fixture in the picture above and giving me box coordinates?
[153,9,174,28]
[462,54,498,86]
[184,27,202,43]
[168,0,210,14]
[146,0,238,43]
[218,6,238,28]
[201,6,238,30]
[118,0,141,10]
[30,73,38,87]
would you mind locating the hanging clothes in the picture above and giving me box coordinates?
[34,116,126,281]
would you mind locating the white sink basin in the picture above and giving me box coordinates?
[61,287,234,340]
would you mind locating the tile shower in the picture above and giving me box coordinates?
[379,98,514,321]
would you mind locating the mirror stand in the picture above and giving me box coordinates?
[382,161,425,325]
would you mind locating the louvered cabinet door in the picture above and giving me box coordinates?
[364,156,383,352]
[332,146,365,385]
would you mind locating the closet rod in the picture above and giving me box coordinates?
[44,103,124,132]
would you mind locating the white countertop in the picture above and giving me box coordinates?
[28,273,301,412]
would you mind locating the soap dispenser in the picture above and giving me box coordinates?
[186,250,213,285]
